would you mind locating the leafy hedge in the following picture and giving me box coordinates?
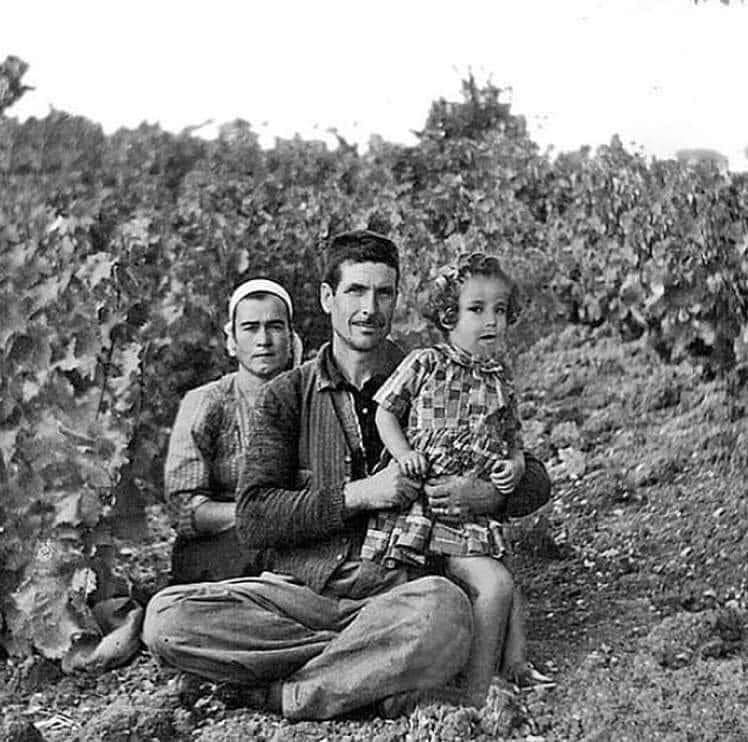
[1,64,747,659]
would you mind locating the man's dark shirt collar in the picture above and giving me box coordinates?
[316,342,391,393]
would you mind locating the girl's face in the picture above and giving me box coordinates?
[448,275,512,357]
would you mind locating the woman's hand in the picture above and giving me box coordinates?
[424,473,507,521]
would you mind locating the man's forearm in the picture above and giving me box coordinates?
[237,480,349,550]
[505,452,551,518]
[343,478,368,515]
[235,378,352,550]
[235,391,353,547]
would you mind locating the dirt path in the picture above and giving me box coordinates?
[2,326,747,740]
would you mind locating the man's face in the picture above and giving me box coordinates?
[233,294,291,379]
[320,261,398,353]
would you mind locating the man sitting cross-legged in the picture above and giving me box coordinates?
[142,229,551,720]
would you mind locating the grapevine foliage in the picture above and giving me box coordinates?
[1,65,747,659]
[0,56,32,116]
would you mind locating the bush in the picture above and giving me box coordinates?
[2,62,747,658]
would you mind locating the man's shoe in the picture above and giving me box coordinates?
[175,672,212,707]
[376,686,466,718]
[175,673,283,713]
[377,689,422,719]
[214,680,283,713]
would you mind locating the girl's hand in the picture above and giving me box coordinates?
[491,454,525,494]
[397,450,429,479]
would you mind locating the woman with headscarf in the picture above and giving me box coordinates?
[63,279,303,673]
[165,278,303,584]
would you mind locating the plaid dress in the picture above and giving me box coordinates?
[361,343,522,567]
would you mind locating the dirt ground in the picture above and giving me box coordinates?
[2,325,747,741]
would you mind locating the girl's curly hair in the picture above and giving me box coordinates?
[422,252,520,334]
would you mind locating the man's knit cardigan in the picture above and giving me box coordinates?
[236,341,551,594]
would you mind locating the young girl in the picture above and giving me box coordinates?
[362,252,550,706]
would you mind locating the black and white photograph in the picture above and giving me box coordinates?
[2,1,748,739]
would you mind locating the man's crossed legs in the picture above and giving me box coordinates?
[142,574,472,720]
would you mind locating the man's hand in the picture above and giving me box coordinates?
[424,473,506,521]
[344,459,422,513]
[490,453,526,495]
[397,450,429,479]
[193,499,236,535]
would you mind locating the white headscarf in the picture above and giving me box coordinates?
[224,279,303,366]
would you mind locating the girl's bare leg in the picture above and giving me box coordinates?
[500,587,555,688]
[500,587,528,679]
[447,555,514,707]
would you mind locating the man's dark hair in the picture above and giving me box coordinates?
[322,229,400,291]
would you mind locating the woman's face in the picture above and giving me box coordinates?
[232,294,291,380]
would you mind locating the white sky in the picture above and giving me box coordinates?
[3,0,748,170]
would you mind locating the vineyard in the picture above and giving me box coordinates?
[2,56,748,739]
